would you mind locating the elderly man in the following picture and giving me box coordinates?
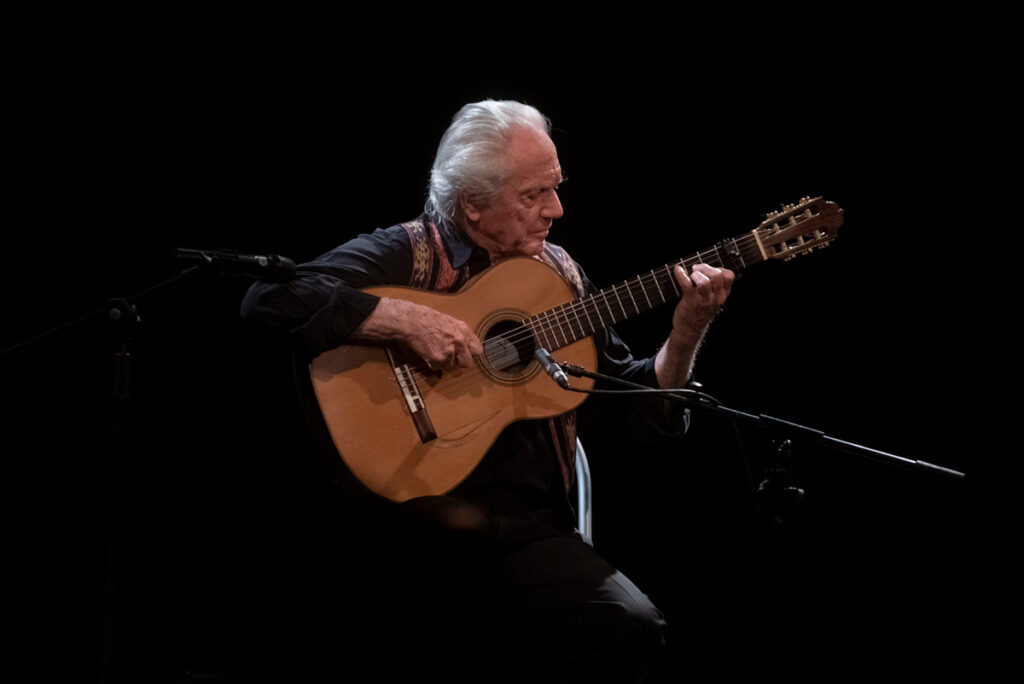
[242,100,733,682]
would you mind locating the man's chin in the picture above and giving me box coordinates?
[498,236,547,260]
[524,240,547,258]
[524,235,548,254]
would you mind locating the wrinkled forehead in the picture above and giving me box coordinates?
[503,128,562,185]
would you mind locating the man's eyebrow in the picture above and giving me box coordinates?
[521,174,567,195]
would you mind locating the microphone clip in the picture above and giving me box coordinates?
[534,348,570,389]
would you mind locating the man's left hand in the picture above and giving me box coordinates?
[669,263,735,345]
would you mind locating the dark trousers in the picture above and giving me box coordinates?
[347,499,668,683]
[497,533,669,683]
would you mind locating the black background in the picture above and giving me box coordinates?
[3,7,1018,682]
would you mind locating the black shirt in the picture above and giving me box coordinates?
[240,218,687,534]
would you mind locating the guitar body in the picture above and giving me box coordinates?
[305,197,845,502]
[309,257,597,502]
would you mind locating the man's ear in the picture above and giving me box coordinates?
[459,193,482,222]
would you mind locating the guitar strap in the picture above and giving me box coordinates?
[401,216,471,293]
[537,242,585,493]
[400,215,585,492]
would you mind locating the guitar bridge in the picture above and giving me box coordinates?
[386,348,437,443]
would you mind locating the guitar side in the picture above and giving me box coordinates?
[309,257,597,502]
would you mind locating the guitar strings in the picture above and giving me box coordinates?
[402,232,770,386]
[401,215,834,395]
[400,237,761,388]
[506,226,829,355]
[404,266,672,385]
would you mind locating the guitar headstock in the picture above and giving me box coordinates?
[756,196,844,262]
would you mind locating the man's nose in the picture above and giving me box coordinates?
[542,190,564,219]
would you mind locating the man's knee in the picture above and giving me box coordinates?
[618,589,668,668]
[591,572,667,681]
[611,570,666,639]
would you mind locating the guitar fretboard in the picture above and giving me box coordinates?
[526,233,764,351]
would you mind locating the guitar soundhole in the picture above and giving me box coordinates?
[482,319,538,377]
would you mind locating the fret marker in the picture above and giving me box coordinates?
[650,269,666,302]
[554,305,569,347]
[580,297,596,332]
[637,276,653,309]
[666,265,681,296]
[624,283,640,314]
[612,288,627,319]
[592,295,606,328]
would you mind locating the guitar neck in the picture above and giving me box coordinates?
[527,231,765,352]
[526,196,844,352]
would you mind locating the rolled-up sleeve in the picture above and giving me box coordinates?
[591,325,691,445]
[240,226,413,359]
[570,259,691,444]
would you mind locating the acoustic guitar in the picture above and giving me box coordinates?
[309,196,844,501]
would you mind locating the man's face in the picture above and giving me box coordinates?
[461,128,564,261]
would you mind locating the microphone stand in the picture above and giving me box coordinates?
[101,267,216,684]
[549,358,965,493]
[2,251,291,684]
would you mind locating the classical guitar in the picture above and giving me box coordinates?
[309,196,844,502]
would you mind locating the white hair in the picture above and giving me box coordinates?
[425,100,551,226]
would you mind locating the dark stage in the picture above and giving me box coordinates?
[3,8,1017,683]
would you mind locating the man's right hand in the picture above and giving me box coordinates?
[351,297,484,370]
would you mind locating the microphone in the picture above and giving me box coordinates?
[534,348,569,389]
[176,248,297,282]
